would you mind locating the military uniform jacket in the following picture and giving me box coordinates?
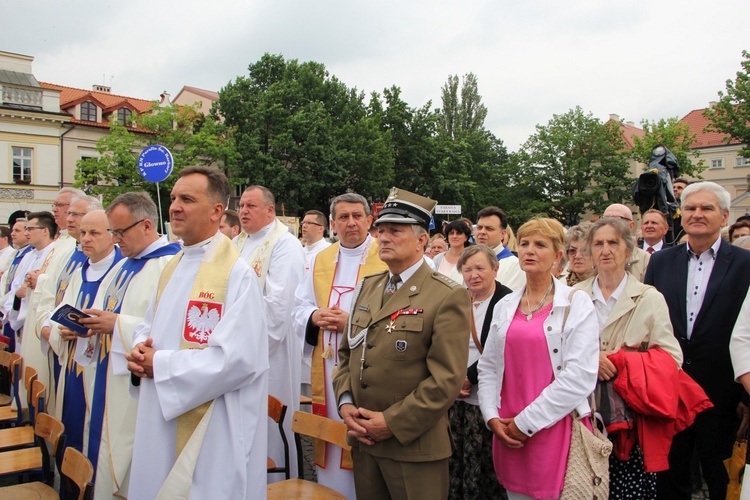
[333,262,470,462]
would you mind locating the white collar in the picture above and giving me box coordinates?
[592,272,628,304]
[389,258,424,285]
[133,235,171,259]
[686,235,722,259]
[89,248,117,272]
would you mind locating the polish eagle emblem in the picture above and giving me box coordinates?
[184,301,222,344]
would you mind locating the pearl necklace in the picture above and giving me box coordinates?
[523,281,554,321]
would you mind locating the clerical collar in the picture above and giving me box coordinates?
[245,219,276,242]
[89,248,117,272]
[389,258,423,286]
[306,238,327,251]
[492,243,506,254]
[134,235,170,259]
[686,236,721,260]
[337,233,373,264]
[182,234,215,257]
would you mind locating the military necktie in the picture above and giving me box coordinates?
[383,274,401,304]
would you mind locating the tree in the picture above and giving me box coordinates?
[629,117,705,177]
[217,54,394,214]
[704,50,750,158]
[75,103,237,217]
[436,73,488,140]
[518,106,632,226]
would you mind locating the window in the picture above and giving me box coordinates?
[117,108,132,126]
[81,101,97,122]
[736,157,749,167]
[711,159,724,169]
[12,147,32,183]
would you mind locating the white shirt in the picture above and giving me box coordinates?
[591,273,628,331]
[303,238,331,274]
[463,295,491,406]
[686,237,721,339]
[387,258,425,290]
[491,243,526,291]
[643,240,664,253]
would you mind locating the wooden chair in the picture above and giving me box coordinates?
[267,395,290,480]
[0,446,94,500]
[0,391,63,485]
[267,411,351,500]
[0,378,45,451]
[0,354,22,426]
[0,351,13,406]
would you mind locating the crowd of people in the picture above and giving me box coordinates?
[1,168,749,500]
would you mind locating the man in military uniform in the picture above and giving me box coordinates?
[333,188,471,500]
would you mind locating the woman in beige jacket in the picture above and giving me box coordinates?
[575,217,682,499]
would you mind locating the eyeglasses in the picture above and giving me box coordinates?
[52,202,70,208]
[108,219,145,238]
[301,221,323,227]
[65,211,86,218]
[606,216,633,223]
[25,226,42,232]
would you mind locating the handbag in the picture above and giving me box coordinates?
[560,289,613,499]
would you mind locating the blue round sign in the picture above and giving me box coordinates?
[138,145,174,183]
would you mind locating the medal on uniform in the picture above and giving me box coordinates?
[385,308,423,334]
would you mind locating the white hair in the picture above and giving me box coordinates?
[681,181,731,213]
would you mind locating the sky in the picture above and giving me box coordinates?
[8,0,749,151]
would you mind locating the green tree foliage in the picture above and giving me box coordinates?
[518,106,632,226]
[629,117,704,177]
[217,54,394,214]
[432,73,509,219]
[75,104,237,217]
[704,50,750,158]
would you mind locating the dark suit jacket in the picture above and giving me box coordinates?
[466,280,513,385]
[333,262,471,462]
[644,239,750,415]
[638,238,673,251]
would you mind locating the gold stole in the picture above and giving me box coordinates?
[233,219,289,288]
[310,240,386,469]
[154,235,239,458]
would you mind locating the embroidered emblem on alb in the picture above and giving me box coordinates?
[184,300,222,344]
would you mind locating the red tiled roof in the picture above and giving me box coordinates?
[679,108,739,149]
[175,85,219,102]
[39,82,155,130]
[605,118,645,150]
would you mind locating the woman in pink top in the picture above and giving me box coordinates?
[477,218,599,499]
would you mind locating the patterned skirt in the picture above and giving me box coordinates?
[448,400,508,500]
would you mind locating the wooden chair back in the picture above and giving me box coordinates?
[61,447,94,500]
[35,412,63,452]
[24,366,37,394]
[267,395,290,480]
[291,411,350,451]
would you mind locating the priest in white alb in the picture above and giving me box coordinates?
[73,192,181,499]
[127,166,268,499]
[233,185,305,479]
[293,193,387,498]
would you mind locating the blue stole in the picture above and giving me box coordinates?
[5,246,32,294]
[61,248,123,455]
[52,249,88,388]
[86,242,180,476]
[3,246,33,352]
[496,246,514,261]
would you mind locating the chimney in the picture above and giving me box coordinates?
[609,113,621,123]
[159,91,171,106]
[709,101,717,109]
[626,121,635,127]
[93,84,111,93]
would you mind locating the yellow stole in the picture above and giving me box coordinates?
[311,239,386,469]
[154,235,239,458]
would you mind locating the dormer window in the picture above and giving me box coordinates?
[117,108,132,126]
[81,101,97,122]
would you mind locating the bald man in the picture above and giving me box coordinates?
[48,210,124,458]
[602,203,650,281]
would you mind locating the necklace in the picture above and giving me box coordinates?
[523,281,554,321]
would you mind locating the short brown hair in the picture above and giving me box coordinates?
[476,206,508,229]
[643,209,668,226]
[179,166,230,206]
[517,218,565,254]
[304,210,327,229]
[223,209,240,228]
[729,219,750,241]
